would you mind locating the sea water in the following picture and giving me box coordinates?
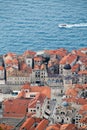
[0,0,87,54]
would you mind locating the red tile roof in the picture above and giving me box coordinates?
[60,53,77,65]
[80,104,87,111]
[34,65,41,70]
[0,66,4,70]
[3,98,30,117]
[20,117,35,130]
[78,70,87,75]
[17,91,25,98]
[60,124,78,130]
[28,93,46,108]
[65,97,87,105]
[7,52,16,57]
[5,58,18,66]
[20,117,41,130]
[34,56,43,61]
[45,48,68,58]
[5,59,12,64]
[20,63,32,72]
[23,50,36,57]
[71,64,80,72]
[65,88,78,97]
[35,119,49,130]
[21,84,51,98]
[80,116,87,123]
[79,47,87,51]
[79,57,87,64]
[72,50,86,57]
[40,64,46,70]
[80,125,87,130]
[75,84,87,90]
[21,83,31,90]
[46,124,61,130]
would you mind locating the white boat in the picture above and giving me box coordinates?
[58,24,67,28]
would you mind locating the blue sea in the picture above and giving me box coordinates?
[0,0,87,54]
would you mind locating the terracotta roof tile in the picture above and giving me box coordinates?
[20,63,28,70]
[82,84,87,89]
[5,58,18,66]
[75,84,83,89]
[5,59,12,64]
[80,125,87,130]
[28,93,46,108]
[21,83,31,89]
[4,53,17,61]
[80,104,87,111]
[34,65,41,70]
[17,91,25,98]
[45,48,68,58]
[20,117,35,130]
[71,64,80,72]
[79,57,87,64]
[75,84,87,89]
[65,97,87,105]
[0,66,4,70]
[7,52,16,57]
[21,84,51,98]
[79,47,87,51]
[80,116,87,123]
[40,64,46,70]
[20,117,41,130]
[60,124,78,130]
[23,50,36,57]
[20,63,32,73]
[78,70,87,75]
[60,53,77,65]
[72,50,86,57]
[12,59,18,64]
[35,119,49,130]
[34,56,43,61]
[65,88,78,96]
[46,124,61,130]
[3,98,30,118]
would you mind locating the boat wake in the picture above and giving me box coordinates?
[58,23,87,28]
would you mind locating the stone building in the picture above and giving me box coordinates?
[78,70,87,84]
[30,66,48,85]
[23,50,36,68]
[45,75,64,101]
[0,66,5,84]
[6,64,32,85]
[52,103,75,124]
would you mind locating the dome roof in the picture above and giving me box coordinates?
[64,64,71,70]
[62,101,69,107]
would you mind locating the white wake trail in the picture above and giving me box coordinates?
[58,23,87,28]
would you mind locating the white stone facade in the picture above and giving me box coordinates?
[25,57,33,68]
[6,76,30,85]
[0,69,4,80]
